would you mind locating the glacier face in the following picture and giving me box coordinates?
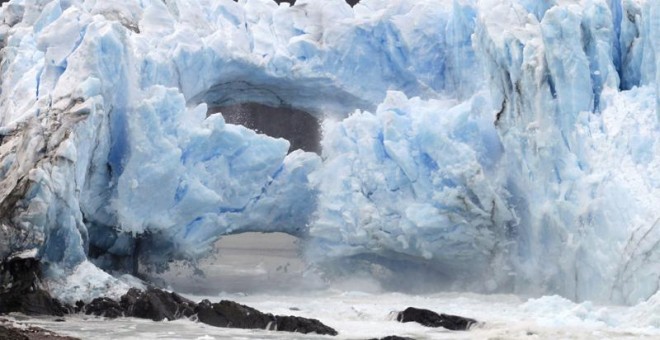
[0,0,658,304]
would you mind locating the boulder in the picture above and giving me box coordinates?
[0,319,80,340]
[0,325,27,340]
[80,288,196,321]
[396,307,476,331]
[274,314,338,335]
[121,288,197,321]
[196,300,273,329]
[1,280,338,337]
[196,300,337,336]
[0,258,68,316]
[84,297,124,318]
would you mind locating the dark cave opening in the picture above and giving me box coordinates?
[208,102,322,154]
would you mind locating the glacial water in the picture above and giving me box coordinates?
[6,233,659,339]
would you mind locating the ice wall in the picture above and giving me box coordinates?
[0,0,470,300]
[308,91,515,290]
[0,0,658,304]
[468,0,660,303]
[310,0,659,303]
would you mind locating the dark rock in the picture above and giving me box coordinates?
[0,289,67,317]
[196,300,275,329]
[396,307,477,331]
[89,289,336,335]
[0,258,67,316]
[0,319,80,340]
[0,325,28,340]
[84,297,124,318]
[77,288,197,321]
[74,301,84,313]
[368,337,415,340]
[196,300,337,336]
[0,257,39,293]
[169,291,197,318]
[274,315,338,335]
[1,277,337,337]
[121,287,197,321]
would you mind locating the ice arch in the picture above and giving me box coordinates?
[0,0,468,296]
[0,0,658,306]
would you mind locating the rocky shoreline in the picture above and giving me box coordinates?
[0,319,79,340]
[0,257,338,336]
[1,257,478,339]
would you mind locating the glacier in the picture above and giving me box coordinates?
[0,0,658,306]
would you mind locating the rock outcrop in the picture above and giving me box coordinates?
[120,288,197,321]
[84,287,196,321]
[0,258,68,316]
[396,307,477,331]
[196,299,338,335]
[0,319,79,340]
[83,297,124,319]
[82,288,337,336]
